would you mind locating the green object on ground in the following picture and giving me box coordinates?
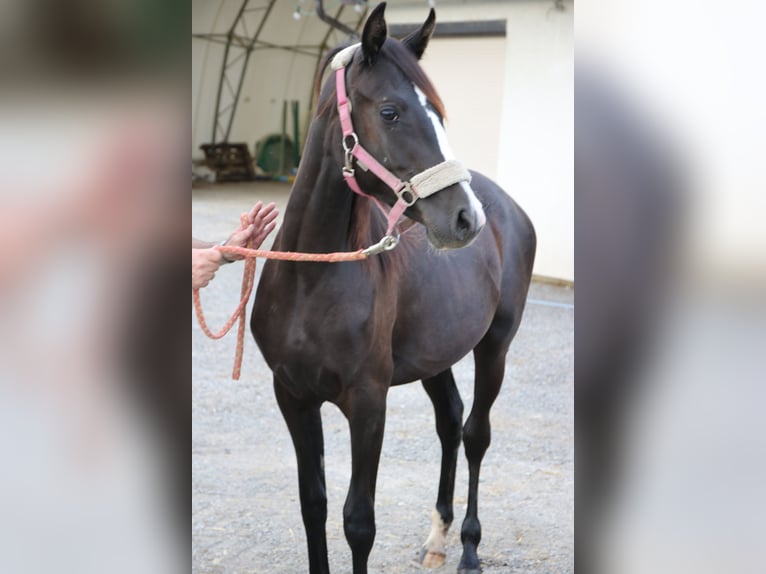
[254,134,294,175]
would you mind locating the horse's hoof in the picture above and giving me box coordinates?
[456,559,481,574]
[419,546,447,569]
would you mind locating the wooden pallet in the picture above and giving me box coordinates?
[199,143,256,182]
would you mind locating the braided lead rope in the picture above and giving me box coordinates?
[193,235,397,380]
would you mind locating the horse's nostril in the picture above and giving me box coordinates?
[455,209,473,236]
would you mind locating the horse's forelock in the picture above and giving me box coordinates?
[314,39,446,120]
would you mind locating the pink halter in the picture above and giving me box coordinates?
[331,43,472,240]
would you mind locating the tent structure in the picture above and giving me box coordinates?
[192,0,370,178]
[193,0,369,145]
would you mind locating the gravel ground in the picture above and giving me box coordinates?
[193,182,573,574]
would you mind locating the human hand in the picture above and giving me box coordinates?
[248,201,279,249]
[192,248,223,289]
[222,201,279,261]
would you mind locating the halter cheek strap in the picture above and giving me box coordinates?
[331,43,472,237]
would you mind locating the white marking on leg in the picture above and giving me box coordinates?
[422,507,449,566]
[414,86,486,227]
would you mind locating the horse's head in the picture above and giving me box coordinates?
[325,2,485,249]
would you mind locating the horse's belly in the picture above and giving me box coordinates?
[389,245,501,384]
[390,297,496,385]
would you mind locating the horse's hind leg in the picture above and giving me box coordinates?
[273,380,330,574]
[459,321,515,574]
[419,370,464,569]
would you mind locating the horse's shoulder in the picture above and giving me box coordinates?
[468,170,535,242]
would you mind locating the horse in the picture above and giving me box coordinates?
[252,4,536,573]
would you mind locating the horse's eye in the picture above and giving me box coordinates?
[379,106,399,122]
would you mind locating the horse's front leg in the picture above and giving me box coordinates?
[339,382,388,574]
[274,380,330,574]
[420,369,464,569]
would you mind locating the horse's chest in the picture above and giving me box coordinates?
[254,275,387,396]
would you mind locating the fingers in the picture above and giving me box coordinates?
[192,248,223,289]
[223,202,280,253]
[224,223,255,256]
[246,201,263,223]
[251,201,277,225]
[242,200,270,230]
[240,202,278,229]
[199,248,223,265]
[262,205,279,225]
[262,220,277,239]
[252,203,278,240]
[250,219,278,249]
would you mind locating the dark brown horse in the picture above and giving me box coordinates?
[252,4,535,573]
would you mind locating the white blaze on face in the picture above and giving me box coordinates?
[414,86,486,227]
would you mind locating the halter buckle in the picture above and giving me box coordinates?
[395,183,418,207]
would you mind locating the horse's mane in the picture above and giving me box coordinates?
[312,44,345,113]
[313,37,446,119]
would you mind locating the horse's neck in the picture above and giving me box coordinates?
[279,122,371,254]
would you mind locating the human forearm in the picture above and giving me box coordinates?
[192,237,215,249]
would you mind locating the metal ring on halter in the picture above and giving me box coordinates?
[342,133,359,175]
[382,233,399,250]
[342,133,359,153]
[361,233,400,256]
[395,183,418,207]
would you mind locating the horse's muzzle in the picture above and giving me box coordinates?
[425,205,484,249]
[452,206,483,245]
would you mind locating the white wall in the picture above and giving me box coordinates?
[419,35,507,183]
[501,1,573,282]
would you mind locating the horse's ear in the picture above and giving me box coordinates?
[402,8,436,60]
[361,2,387,65]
